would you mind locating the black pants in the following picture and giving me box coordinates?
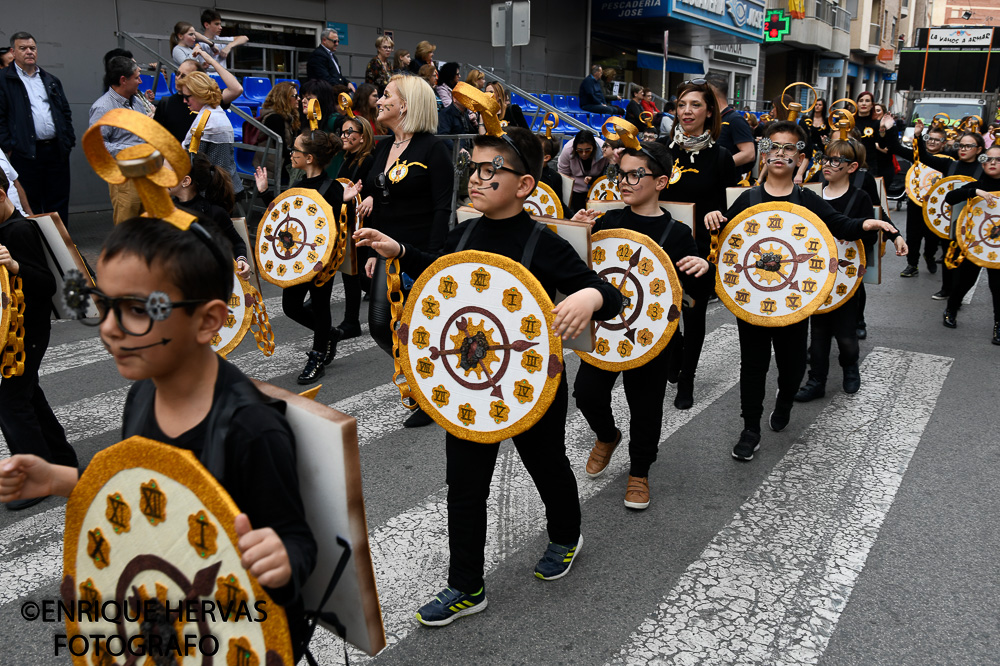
[282,278,333,353]
[368,256,394,356]
[581,104,623,116]
[0,329,77,468]
[339,271,363,326]
[807,296,860,383]
[676,267,715,383]
[947,262,1000,319]
[446,377,580,593]
[941,263,956,295]
[573,349,669,477]
[10,141,71,225]
[855,283,867,326]
[905,203,938,267]
[737,318,809,432]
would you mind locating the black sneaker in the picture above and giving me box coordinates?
[993,321,1000,345]
[843,364,861,394]
[297,350,325,384]
[415,587,487,626]
[732,429,761,461]
[900,265,919,278]
[673,377,693,410]
[769,405,791,432]
[943,309,957,329]
[925,255,938,274]
[794,379,826,402]
[322,328,338,365]
[856,323,868,340]
[931,290,949,301]
[534,534,583,580]
[404,406,434,428]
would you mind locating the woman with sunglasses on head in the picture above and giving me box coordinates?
[331,116,377,342]
[940,143,1000,343]
[360,74,453,427]
[557,130,608,214]
[253,131,362,384]
[655,79,738,409]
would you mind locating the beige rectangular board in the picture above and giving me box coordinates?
[875,176,889,217]
[253,381,387,657]
[559,173,574,208]
[585,199,696,234]
[27,213,99,319]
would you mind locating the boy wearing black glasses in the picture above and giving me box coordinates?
[0,170,77,510]
[571,141,708,510]
[705,121,901,461]
[355,127,622,626]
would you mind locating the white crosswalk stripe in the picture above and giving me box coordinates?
[605,347,951,665]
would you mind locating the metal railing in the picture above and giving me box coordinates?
[469,65,584,95]
[470,65,595,135]
[765,0,850,31]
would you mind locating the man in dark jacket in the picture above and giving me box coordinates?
[305,29,354,91]
[0,33,75,226]
[579,65,622,116]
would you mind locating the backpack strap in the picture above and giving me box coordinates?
[657,217,677,247]
[520,222,547,268]
[454,217,481,252]
[748,186,763,207]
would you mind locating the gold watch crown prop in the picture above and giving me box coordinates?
[307,98,323,131]
[543,112,559,139]
[779,82,817,122]
[453,82,505,137]
[83,108,197,231]
[639,111,655,129]
[601,116,641,150]
[829,98,858,142]
[339,92,356,120]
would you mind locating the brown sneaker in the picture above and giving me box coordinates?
[585,429,622,479]
[624,476,650,510]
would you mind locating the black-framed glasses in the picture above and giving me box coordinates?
[464,158,524,181]
[958,143,979,150]
[819,155,854,168]
[181,94,192,100]
[62,271,207,336]
[768,142,804,154]
[340,128,359,138]
[612,167,653,186]
[924,136,944,143]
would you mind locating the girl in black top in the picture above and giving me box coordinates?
[168,155,250,279]
[657,79,738,410]
[360,74,453,427]
[941,145,1000,343]
[254,130,362,384]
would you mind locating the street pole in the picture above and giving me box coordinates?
[505,0,514,84]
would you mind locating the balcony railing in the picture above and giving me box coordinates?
[766,0,851,31]
[870,23,882,46]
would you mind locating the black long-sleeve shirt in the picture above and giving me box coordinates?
[883,128,981,178]
[945,174,1000,204]
[0,210,55,340]
[398,210,623,321]
[122,356,316,661]
[726,186,871,241]
[364,132,453,253]
[591,207,699,292]
[821,185,889,244]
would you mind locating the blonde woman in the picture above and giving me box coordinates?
[465,69,486,90]
[180,71,242,196]
[484,80,528,129]
[409,40,435,75]
[366,35,393,94]
[362,75,453,427]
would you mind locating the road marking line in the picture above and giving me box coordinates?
[962,270,983,305]
[605,347,952,666]
[307,325,742,662]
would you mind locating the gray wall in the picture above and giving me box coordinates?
[2,0,588,211]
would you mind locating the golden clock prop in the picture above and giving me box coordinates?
[923,175,976,239]
[713,202,838,326]
[396,250,564,443]
[905,157,953,207]
[955,192,1000,269]
[586,174,620,202]
[209,263,274,358]
[255,188,346,288]
[62,437,295,666]
[815,239,866,314]
[575,229,683,371]
[524,182,564,218]
[0,265,25,380]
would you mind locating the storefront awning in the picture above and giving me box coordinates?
[637,49,705,74]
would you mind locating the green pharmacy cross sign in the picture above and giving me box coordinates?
[764,9,791,42]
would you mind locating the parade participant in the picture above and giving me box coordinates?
[801,97,829,151]
[796,139,906,402]
[354,118,623,626]
[361,75,453,427]
[941,145,1000,343]
[704,121,900,461]
[254,130,362,383]
[571,139,709,509]
[853,92,882,176]
[167,155,251,280]
[883,116,983,298]
[333,115,376,341]
[0,170,77,510]
[180,71,243,198]
[659,79,738,408]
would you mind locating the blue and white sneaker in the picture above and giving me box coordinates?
[415,586,487,626]
[534,534,583,580]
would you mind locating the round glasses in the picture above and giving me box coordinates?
[464,159,524,181]
[612,167,652,186]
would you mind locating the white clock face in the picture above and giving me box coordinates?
[923,175,976,239]
[816,238,865,314]
[256,188,339,288]
[210,268,254,356]
[957,192,1000,269]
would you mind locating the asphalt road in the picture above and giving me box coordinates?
[0,203,997,666]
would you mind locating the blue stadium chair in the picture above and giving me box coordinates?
[235,148,256,175]
[539,93,554,108]
[225,106,246,142]
[151,72,170,100]
[138,74,155,94]
[169,72,178,94]
[512,92,538,113]
[553,95,572,112]
[275,78,297,88]
[209,73,227,91]
[566,95,584,113]
[243,77,273,104]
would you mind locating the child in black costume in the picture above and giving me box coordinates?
[0,216,317,660]
[571,141,709,510]
[355,127,623,626]
[942,143,1000,344]
[796,138,906,402]
[704,121,901,462]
